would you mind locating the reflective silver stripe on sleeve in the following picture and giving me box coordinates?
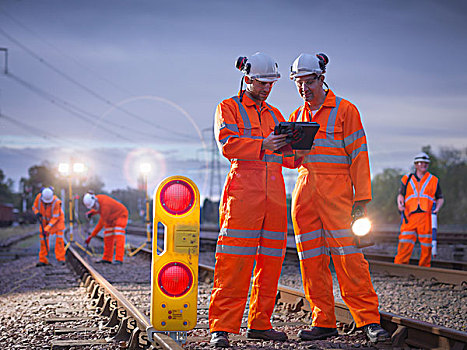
[220,122,240,133]
[219,135,239,145]
[231,96,252,137]
[216,244,257,256]
[350,144,368,160]
[344,129,366,147]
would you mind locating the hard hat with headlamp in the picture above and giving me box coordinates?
[83,192,97,209]
[351,204,374,248]
[290,53,329,80]
[41,187,54,204]
[414,152,430,163]
[235,52,281,82]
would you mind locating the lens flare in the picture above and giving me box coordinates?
[123,148,166,191]
[351,218,372,237]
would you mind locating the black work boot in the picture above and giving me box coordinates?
[210,331,230,348]
[298,326,338,341]
[246,328,288,341]
[95,259,112,264]
[364,323,390,343]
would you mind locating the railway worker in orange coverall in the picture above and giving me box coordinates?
[288,53,390,343]
[32,187,66,266]
[83,192,128,265]
[208,52,305,348]
[395,152,444,267]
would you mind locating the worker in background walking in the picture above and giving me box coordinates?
[395,152,444,267]
[209,52,303,348]
[32,187,66,266]
[288,53,389,343]
[83,192,128,264]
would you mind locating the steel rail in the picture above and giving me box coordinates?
[66,243,183,350]
[132,245,467,349]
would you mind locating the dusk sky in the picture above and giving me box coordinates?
[1,0,466,199]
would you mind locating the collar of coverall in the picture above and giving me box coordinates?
[237,90,272,110]
[304,89,336,111]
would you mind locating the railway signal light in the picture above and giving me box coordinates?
[150,176,200,332]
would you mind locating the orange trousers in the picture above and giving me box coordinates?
[102,221,126,262]
[291,172,380,328]
[209,162,287,333]
[394,211,432,267]
[39,231,65,263]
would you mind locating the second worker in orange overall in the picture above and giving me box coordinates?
[83,192,128,264]
[32,187,66,266]
[288,53,389,343]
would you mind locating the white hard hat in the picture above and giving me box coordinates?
[235,52,280,82]
[290,53,329,80]
[83,192,97,209]
[41,187,54,203]
[414,152,430,163]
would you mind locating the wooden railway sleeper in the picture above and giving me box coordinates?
[390,325,408,347]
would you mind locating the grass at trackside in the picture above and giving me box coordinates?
[0,224,37,240]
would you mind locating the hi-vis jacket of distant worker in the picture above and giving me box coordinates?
[394,172,441,267]
[32,193,66,264]
[209,93,301,334]
[288,89,380,329]
[88,194,128,263]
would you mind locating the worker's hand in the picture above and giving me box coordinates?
[432,240,437,257]
[397,194,405,212]
[86,211,93,220]
[85,236,92,245]
[261,132,288,151]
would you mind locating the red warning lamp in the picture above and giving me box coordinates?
[158,262,193,297]
[160,180,195,215]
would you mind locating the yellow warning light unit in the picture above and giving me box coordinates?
[150,176,200,331]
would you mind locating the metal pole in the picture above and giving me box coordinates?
[145,175,151,243]
[68,177,74,242]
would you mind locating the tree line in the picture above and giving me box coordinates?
[1,145,466,226]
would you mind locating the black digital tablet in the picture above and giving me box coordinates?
[274,122,320,150]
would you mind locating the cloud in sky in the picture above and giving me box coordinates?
[1,0,466,196]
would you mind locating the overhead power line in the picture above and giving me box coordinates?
[0,26,195,140]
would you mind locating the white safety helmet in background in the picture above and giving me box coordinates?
[235,52,280,82]
[414,152,430,163]
[41,187,54,203]
[83,192,97,209]
[290,53,329,80]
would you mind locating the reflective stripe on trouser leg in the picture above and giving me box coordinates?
[416,212,432,267]
[54,231,65,261]
[102,234,115,262]
[209,165,287,333]
[394,216,418,264]
[292,172,380,328]
[39,235,49,264]
[248,184,287,330]
[114,234,126,262]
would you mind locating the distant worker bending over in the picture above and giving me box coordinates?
[32,187,66,266]
[395,152,444,267]
[288,53,389,343]
[83,192,128,265]
[209,52,303,348]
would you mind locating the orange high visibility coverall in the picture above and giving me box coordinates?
[209,93,300,333]
[394,172,439,267]
[88,194,128,262]
[289,89,380,328]
[32,194,66,264]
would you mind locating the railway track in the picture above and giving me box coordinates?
[2,230,467,349]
